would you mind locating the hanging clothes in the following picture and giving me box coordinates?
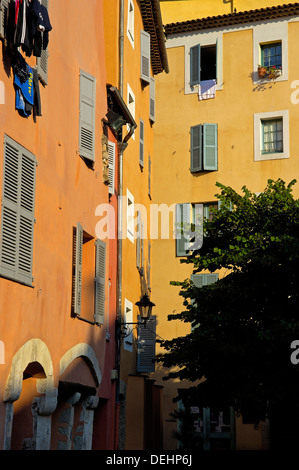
[6,0,31,52]
[13,52,41,117]
[26,0,52,57]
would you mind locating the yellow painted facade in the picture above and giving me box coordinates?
[152,1,299,450]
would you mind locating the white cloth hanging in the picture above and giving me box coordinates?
[198,79,217,100]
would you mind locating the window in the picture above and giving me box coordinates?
[190,123,218,173]
[261,42,282,69]
[79,70,96,163]
[73,223,106,325]
[126,189,134,243]
[261,119,283,154]
[190,43,217,86]
[191,273,219,288]
[0,136,37,286]
[139,118,144,168]
[254,110,289,161]
[127,84,135,140]
[176,203,191,257]
[108,141,116,195]
[140,30,150,84]
[127,0,134,48]
[136,315,156,373]
[149,76,155,123]
[124,299,133,352]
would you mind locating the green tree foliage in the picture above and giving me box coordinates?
[157,179,299,425]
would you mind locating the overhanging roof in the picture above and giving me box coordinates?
[164,2,299,36]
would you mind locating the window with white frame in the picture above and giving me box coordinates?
[124,299,133,352]
[127,84,135,140]
[254,110,289,161]
[126,189,134,243]
[127,0,134,48]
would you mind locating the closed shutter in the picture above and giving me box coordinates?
[176,203,191,257]
[190,125,203,173]
[191,273,219,287]
[108,141,115,195]
[139,118,144,168]
[140,30,150,83]
[36,0,49,85]
[190,44,201,86]
[0,136,36,286]
[74,222,83,316]
[203,123,218,171]
[0,0,8,39]
[137,315,156,373]
[149,76,155,122]
[94,239,106,325]
[79,70,96,162]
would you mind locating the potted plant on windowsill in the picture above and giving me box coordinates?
[258,65,282,80]
[258,65,267,78]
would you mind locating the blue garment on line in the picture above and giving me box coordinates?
[14,64,34,117]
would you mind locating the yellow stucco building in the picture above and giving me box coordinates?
[151,0,299,450]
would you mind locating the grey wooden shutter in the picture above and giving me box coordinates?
[203,123,218,171]
[176,203,190,257]
[149,76,155,122]
[137,315,156,373]
[36,0,49,85]
[79,70,96,162]
[190,124,203,173]
[0,136,36,286]
[139,118,144,168]
[190,44,201,86]
[191,273,219,287]
[95,239,106,325]
[74,222,83,315]
[0,0,8,39]
[108,141,115,195]
[140,30,150,83]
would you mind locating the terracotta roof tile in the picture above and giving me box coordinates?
[164,3,299,36]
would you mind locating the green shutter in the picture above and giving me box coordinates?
[136,315,156,373]
[203,123,218,171]
[140,30,150,83]
[108,141,115,195]
[139,118,144,168]
[79,70,96,162]
[0,136,36,286]
[36,0,49,85]
[176,203,191,257]
[0,0,8,39]
[95,239,106,325]
[74,222,83,315]
[190,44,200,86]
[149,76,155,122]
[190,125,203,173]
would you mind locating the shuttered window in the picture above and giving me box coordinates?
[190,123,218,173]
[176,203,191,257]
[190,44,201,86]
[124,299,133,352]
[79,70,96,162]
[73,222,83,316]
[95,239,106,325]
[36,0,49,85]
[137,315,156,373]
[191,273,219,288]
[0,0,8,40]
[149,76,155,123]
[140,30,150,84]
[139,118,144,168]
[108,141,115,195]
[0,136,37,286]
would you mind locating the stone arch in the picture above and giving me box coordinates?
[59,343,102,387]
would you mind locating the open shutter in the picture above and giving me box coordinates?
[137,315,156,373]
[176,203,191,257]
[139,118,144,168]
[36,0,49,85]
[140,30,150,83]
[0,0,8,39]
[190,44,201,86]
[190,124,203,173]
[149,76,155,122]
[0,136,36,286]
[108,141,115,195]
[74,222,83,315]
[79,70,96,162]
[203,123,218,171]
[95,239,106,325]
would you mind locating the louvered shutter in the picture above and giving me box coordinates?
[0,136,36,286]
[140,30,150,83]
[36,0,49,85]
[108,141,115,195]
[176,203,191,257]
[95,239,106,325]
[139,118,144,168]
[191,273,219,287]
[137,315,156,373]
[149,76,155,122]
[190,124,203,173]
[190,44,201,86]
[74,222,83,315]
[0,0,8,39]
[203,123,218,171]
[79,70,96,162]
